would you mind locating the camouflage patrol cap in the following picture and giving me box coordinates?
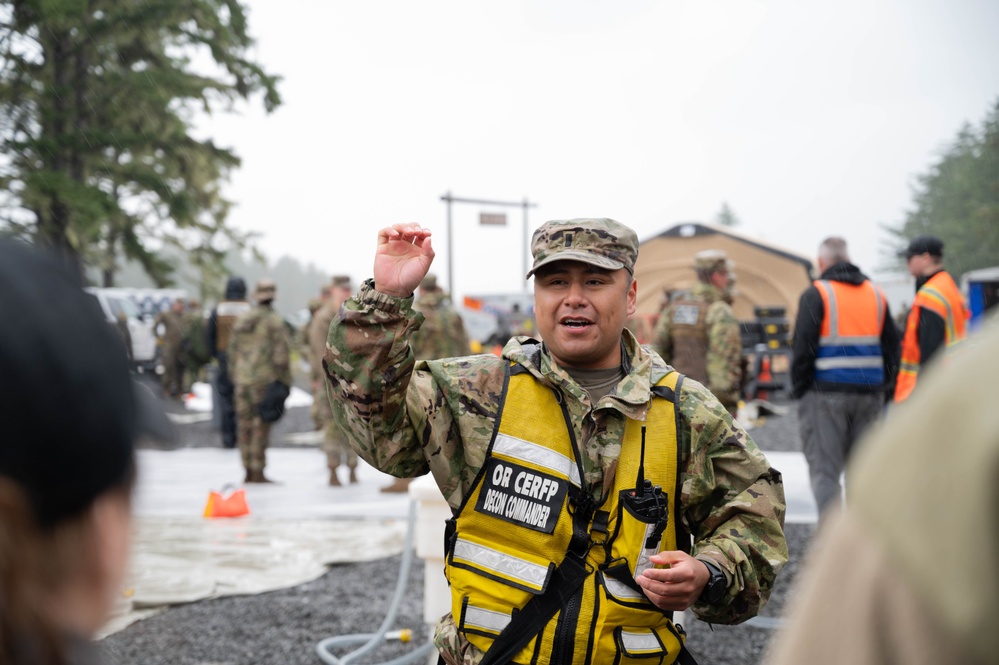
[331,275,352,290]
[420,274,439,291]
[693,249,730,274]
[254,278,277,301]
[527,218,639,278]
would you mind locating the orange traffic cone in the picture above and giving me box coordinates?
[203,485,250,518]
[757,355,773,401]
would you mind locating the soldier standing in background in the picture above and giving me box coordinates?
[180,298,210,388]
[308,275,359,486]
[207,276,251,449]
[304,289,329,430]
[652,250,742,416]
[381,273,469,493]
[229,279,291,483]
[155,298,187,399]
[411,274,469,359]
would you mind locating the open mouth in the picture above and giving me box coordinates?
[560,317,593,328]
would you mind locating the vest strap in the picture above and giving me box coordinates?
[477,551,588,665]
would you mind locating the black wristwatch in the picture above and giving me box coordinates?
[698,561,727,604]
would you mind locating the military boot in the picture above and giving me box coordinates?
[246,469,275,484]
[348,467,359,484]
[380,478,412,494]
[328,469,342,487]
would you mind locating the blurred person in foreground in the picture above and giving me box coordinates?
[652,250,742,417]
[308,275,359,486]
[767,313,999,665]
[791,236,900,517]
[325,219,787,665]
[0,240,172,665]
[229,279,291,483]
[206,276,251,448]
[894,234,967,402]
[380,273,469,493]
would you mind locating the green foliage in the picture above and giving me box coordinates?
[714,202,740,227]
[0,0,281,284]
[890,99,999,277]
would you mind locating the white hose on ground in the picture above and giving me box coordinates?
[316,500,438,665]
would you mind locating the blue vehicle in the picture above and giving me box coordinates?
[962,267,999,331]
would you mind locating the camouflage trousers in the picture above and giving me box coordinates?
[324,424,357,470]
[235,383,271,473]
[314,385,357,470]
[161,345,185,397]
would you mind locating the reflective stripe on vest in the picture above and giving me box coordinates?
[895,271,968,402]
[445,366,686,665]
[813,280,886,386]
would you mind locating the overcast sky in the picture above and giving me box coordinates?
[197,0,999,304]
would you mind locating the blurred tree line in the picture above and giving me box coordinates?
[887,99,999,276]
[0,0,280,285]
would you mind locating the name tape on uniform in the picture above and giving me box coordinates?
[475,458,568,534]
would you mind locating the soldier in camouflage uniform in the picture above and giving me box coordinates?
[229,279,291,483]
[309,275,359,486]
[652,250,743,416]
[154,298,187,399]
[411,274,469,359]
[381,273,470,493]
[325,219,787,665]
[301,294,325,429]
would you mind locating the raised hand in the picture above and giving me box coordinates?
[373,224,435,298]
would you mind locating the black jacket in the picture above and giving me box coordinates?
[912,269,950,366]
[791,262,901,398]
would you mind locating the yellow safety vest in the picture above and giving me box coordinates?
[445,364,688,665]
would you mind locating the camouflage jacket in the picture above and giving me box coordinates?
[325,280,786,635]
[228,304,292,389]
[652,282,742,405]
[411,290,469,361]
[154,309,184,348]
[308,302,338,383]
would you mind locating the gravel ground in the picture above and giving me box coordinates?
[106,375,810,665]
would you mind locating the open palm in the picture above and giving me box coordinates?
[373,225,436,297]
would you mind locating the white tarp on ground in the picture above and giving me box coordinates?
[104,448,413,636]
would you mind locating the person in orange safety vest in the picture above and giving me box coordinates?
[894,235,967,403]
[791,237,900,516]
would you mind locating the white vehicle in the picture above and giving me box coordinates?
[85,287,159,371]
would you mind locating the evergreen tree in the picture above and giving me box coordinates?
[891,99,999,276]
[0,0,281,283]
[715,202,740,227]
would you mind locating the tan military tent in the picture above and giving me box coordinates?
[633,222,814,332]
